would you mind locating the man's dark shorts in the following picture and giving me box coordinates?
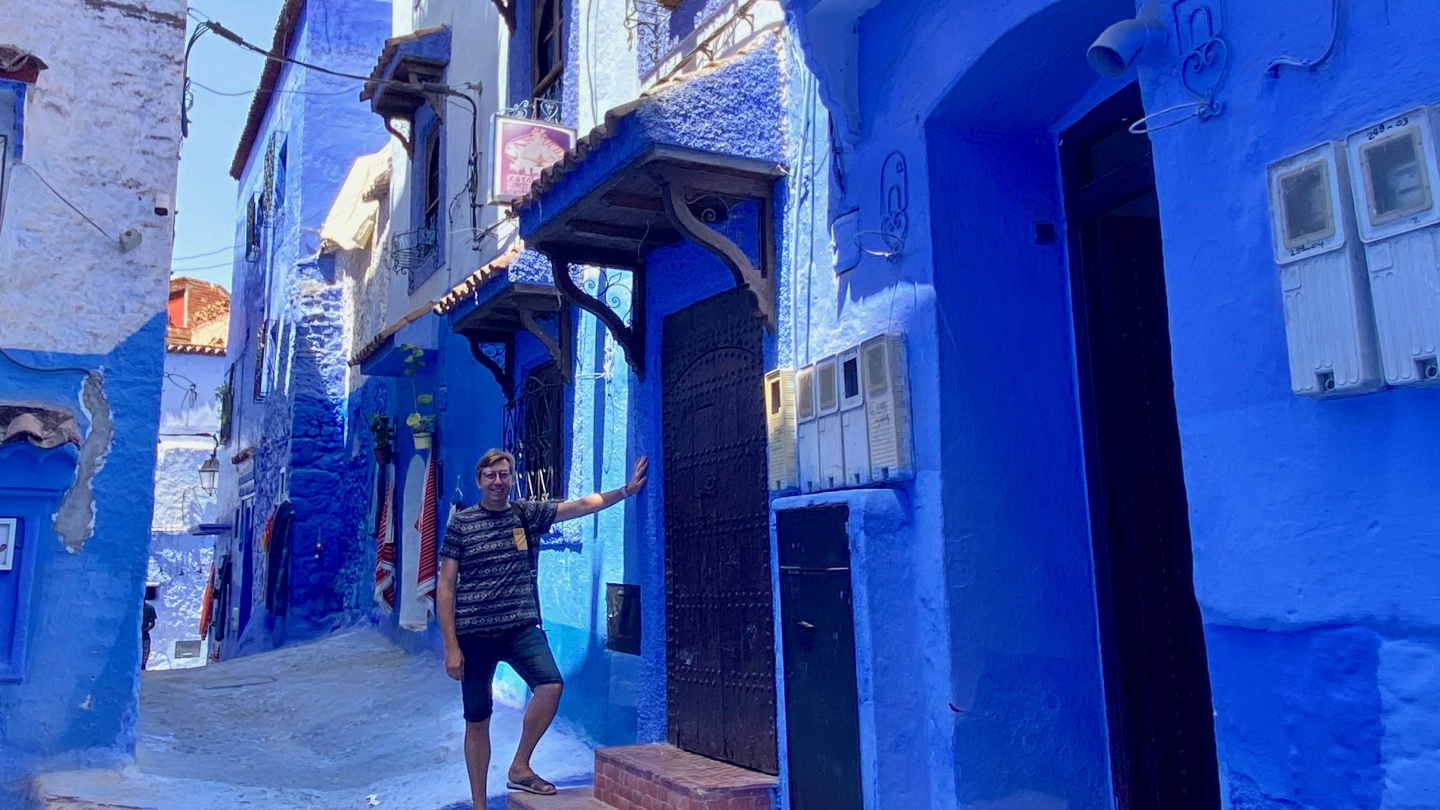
[459,624,563,723]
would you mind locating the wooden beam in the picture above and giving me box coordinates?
[601,191,665,213]
[519,308,573,385]
[568,219,681,245]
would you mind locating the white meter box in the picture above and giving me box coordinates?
[861,333,914,481]
[764,368,798,492]
[838,348,870,487]
[1345,107,1440,387]
[814,355,846,491]
[1267,141,1384,398]
[795,365,820,493]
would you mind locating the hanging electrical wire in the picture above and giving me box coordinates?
[187,17,486,233]
[12,163,114,241]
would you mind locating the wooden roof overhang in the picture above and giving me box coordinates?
[516,143,783,381]
[447,272,571,402]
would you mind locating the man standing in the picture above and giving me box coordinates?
[438,448,648,803]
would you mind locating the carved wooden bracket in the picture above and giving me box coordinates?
[655,170,776,332]
[385,118,414,160]
[519,307,573,385]
[490,0,517,33]
[465,332,513,401]
[542,250,648,381]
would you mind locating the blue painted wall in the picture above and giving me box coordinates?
[782,0,1440,807]
[1137,2,1440,805]
[220,0,391,660]
[0,317,168,800]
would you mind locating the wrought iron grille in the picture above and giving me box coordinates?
[389,227,438,273]
[503,363,565,502]
[501,98,563,124]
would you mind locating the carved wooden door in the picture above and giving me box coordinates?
[661,286,778,775]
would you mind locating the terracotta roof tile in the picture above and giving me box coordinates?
[432,244,522,315]
[229,0,307,180]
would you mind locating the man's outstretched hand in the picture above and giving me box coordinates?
[625,456,649,497]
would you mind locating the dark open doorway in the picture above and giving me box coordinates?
[1061,83,1220,809]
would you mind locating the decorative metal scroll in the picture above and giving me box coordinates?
[880,152,908,238]
[1176,2,1227,120]
[503,371,566,502]
[501,98,563,125]
[646,0,762,85]
[582,269,635,328]
[624,0,669,63]
[466,335,514,401]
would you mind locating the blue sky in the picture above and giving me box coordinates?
[169,0,286,289]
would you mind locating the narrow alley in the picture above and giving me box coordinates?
[34,630,592,810]
[3,0,1440,809]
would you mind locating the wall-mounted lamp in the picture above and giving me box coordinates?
[198,450,220,495]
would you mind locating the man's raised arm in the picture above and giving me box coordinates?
[554,457,649,522]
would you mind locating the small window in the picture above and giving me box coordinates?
[769,380,781,415]
[532,0,563,101]
[1278,161,1335,249]
[1361,129,1432,225]
[244,195,262,262]
[423,129,441,234]
[796,367,815,420]
[173,640,202,659]
[864,343,888,396]
[842,357,860,400]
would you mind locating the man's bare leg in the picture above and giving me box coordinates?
[464,719,491,808]
[508,683,562,788]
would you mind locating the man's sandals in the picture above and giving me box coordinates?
[507,772,557,796]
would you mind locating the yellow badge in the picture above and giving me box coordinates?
[512,527,528,551]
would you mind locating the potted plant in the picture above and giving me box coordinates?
[368,414,395,465]
[400,344,436,449]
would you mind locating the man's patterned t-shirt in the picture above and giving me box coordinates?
[440,500,558,635]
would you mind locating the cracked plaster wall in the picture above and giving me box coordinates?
[0,0,182,798]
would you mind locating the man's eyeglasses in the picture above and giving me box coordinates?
[480,470,512,483]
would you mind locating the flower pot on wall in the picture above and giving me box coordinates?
[412,431,432,450]
[373,444,393,466]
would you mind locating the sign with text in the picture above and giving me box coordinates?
[489,116,576,203]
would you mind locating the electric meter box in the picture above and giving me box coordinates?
[764,368,798,492]
[1345,106,1440,387]
[1266,141,1384,398]
[814,355,846,491]
[838,347,871,487]
[795,365,820,493]
[860,333,914,481]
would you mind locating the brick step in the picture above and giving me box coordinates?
[507,787,609,810]
[593,744,776,810]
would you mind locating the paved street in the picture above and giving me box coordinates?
[32,631,592,810]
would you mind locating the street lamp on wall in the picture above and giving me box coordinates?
[198,450,220,495]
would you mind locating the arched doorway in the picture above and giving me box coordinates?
[925,3,1219,807]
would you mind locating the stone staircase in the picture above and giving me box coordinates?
[509,744,776,810]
